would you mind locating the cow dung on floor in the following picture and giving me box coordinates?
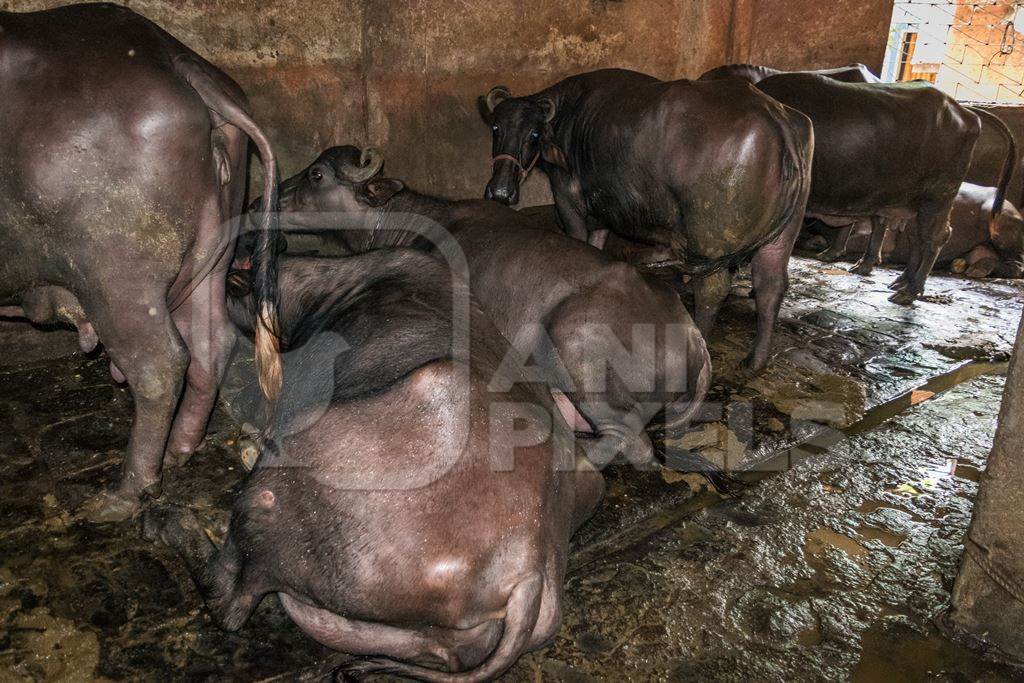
[0,249,1021,680]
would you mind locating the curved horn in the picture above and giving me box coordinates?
[538,96,557,123]
[342,147,384,183]
[485,86,511,113]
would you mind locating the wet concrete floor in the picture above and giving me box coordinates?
[0,257,1022,681]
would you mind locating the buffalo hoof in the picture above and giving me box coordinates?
[164,446,199,469]
[888,276,908,291]
[965,258,998,279]
[850,260,874,276]
[740,353,769,376]
[142,505,198,546]
[78,489,140,524]
[888,290,917,306]
[950,258,968,275]
[816,249,843,263]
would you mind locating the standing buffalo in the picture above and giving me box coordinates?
[755,74,1016,303]
[804,183,1024,279]
[480,69,813,373]
[264,146,725,487]
[698,62,881,85]
[0,4,280,521]
[147,247,605,681]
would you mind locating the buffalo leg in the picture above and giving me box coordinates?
[165,273,237,465]
[890,201,954,305]
[962,244,1001,279]
[578,408,656,470]
[79,291,188,522]
[850,216,889,276]
[817,222,854,262]
[553,199,589,243]
[745,217,800,372]
[691,268,732,339]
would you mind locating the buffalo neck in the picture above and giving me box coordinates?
[372,189,466,251]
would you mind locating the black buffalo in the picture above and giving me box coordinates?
[146,247,605,681]
[755,74,1016,303]
[0,4,280,522]
[698,62,881,85]
[480,68,814,373]
[264,146,726,487]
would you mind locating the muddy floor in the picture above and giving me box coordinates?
[1,255,1022,681]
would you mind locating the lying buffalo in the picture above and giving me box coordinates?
[0,4,279,521]
[755,74,1016,303]
[803,183,1024,279]
[965,104,1024,211]
[264,146,727,487]
[146,247,605,681]
[480,69,813,372]
[698,62,881,85]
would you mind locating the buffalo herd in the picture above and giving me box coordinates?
[1,4,1022,680]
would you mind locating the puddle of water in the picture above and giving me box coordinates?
[805,527,870,563]
[797,622,824,647]
[857,525,905,548]
[853,621,1020,683]
[954,462,983,483]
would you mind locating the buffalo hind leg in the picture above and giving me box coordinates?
[890,202,954,305]
[818,222,855,262]
[78,292,188,523]
[851,216,889,276]
[165,274,237,466]
[746,217,801,373]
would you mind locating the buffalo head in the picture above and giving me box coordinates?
[249,146,404,232]
[480,86,556,206]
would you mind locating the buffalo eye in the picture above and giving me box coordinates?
[491,124,499,133]
[309,168,324,184]
[530,131,541,140]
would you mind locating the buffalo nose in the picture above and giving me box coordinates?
[486,184,516,205]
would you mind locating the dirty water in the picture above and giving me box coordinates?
[0,255,1022,681]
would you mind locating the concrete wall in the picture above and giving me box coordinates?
[2,0,894,204]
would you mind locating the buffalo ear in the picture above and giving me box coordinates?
[537,96,557,123]
[477,95,494,124]
[361,178,404,207]
[542,143,569,170]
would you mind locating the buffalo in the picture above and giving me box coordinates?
[146,246,605,681]
[698,62,881,85]
[755,74,1016,303]
[480,69,813,373]
[0,4,280,522]
[803,183,1024,279]
[264,145,725,486]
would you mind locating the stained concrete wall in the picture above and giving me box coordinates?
[2,0,894,204]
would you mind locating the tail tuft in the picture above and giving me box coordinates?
[653,440,749,497]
